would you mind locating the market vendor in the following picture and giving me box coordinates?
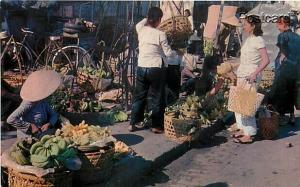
[7,70,61,139]
[181,55,224,97]
[129,7,179,134]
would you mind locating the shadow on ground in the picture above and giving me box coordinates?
[133,169,170,187]
[113,134,144,146]
[199,182,229,187]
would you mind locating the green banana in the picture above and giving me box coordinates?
[41,135,52,144]
[30,142,43,155]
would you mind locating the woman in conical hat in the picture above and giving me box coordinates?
[7,70,61,139]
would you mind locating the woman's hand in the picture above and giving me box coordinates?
[247,72,257,83]
[31,124,39,134]
[41,123,51,132]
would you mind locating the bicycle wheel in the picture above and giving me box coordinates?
[51,45,92,74]
[1,42,33,73]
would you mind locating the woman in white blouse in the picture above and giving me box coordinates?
[233,15,270,143]
[129,7,178,134]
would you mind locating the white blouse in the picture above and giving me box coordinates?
[237,35,265,78]
[136,18,177,68]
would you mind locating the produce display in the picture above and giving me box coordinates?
[10,136,77,169]
[56,120,111,146]
[48,89,103,113]
[166,78,231,125]
[10,139,35,165]
[77,66,110,80]
[203,39,214,57]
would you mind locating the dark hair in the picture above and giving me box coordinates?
[277,16,290,26]
[147,7,163,27]
[246,15,263,36]
[184,9,191,17]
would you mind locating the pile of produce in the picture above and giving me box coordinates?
[56,120,111,146]
[77,66,110,80]
[97,110,129,124]
[258,68,275,92]
[48,89,103,113]
[203,39,214,57]
[10,136,78,169]
[166,78,231,125]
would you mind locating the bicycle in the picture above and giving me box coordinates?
[0,28,37,74]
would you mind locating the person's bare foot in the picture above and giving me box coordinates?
[233,135,254,144]
[151,127,163,134]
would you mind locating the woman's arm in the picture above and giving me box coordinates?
[136,18,147,34]
[248,47,270,83]
[160,33,177,58]
[209,78,225,96]
[6,101,33,131]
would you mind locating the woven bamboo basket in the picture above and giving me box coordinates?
[258,111,279,140]
[164,113,200,142]
[77,147,114,184]
[158,16,192,43]
[8,168,73,187]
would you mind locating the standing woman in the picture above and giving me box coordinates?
[233,15,270,143]
[129,7,178,133]
[269,16,300,125]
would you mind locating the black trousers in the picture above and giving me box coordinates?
[269,62,297,114]
[166,65,181,103]
[130,66,166,128]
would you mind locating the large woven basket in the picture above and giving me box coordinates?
[77,147,114,184]
[228,86,264,116]
[258,111,279,140]
[164,113,200,142]
[8,168,73,187]
[158,16,192,43]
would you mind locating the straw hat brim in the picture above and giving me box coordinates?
[20,70,61,102]
[222,16,241,27]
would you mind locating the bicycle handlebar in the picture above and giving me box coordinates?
[21,28,34,35]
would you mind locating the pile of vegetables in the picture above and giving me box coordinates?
[77,66,110,80]
[56,120,111,146]
[166,78,231,125]
[203,39,214,57]
[10,136,78,169]
[48,90,103,113]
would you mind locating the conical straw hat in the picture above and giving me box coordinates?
[20,70,61,101]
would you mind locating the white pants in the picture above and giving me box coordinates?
[234,78,260,136]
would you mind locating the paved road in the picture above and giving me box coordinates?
[136,115,300,187]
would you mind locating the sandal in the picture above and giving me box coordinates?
[233,135,254,144]
[128,125,137,132]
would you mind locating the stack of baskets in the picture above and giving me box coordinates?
[164,112,201,142]
[158,16,192,47]
[8,168,73,187]
[76,145,115,185]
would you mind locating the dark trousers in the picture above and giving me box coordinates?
[166,65,181,103]
[269,62,297,114]
[130,66,166,128]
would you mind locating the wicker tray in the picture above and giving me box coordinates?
[164,113,201,142]
[8,168,73,187]
[77,147,114,185]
